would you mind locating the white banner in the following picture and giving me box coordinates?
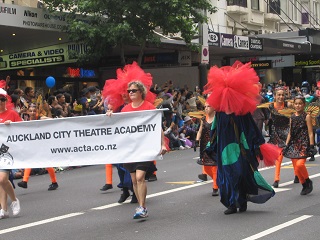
[0,110,163,169]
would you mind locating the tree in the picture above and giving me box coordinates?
[44,0,216,66]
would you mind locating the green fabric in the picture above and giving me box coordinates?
[222,143,240,165]
[254,171,274,192]
[240,132,249,149]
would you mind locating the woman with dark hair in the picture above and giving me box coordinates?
[48,95,63,118]
[283,96,315,195]
[10,94,23,114]
[268,87,293,188]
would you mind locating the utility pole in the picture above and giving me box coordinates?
[199,21,209,91]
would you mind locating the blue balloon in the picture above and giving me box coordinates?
[46,76,55,88]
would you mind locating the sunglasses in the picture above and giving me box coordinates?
[0,98,7,102]
[127,89,139,93]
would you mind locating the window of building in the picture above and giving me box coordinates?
[269,0,281,15]
[302,12,309,24]
[251,0,259,10]
[227,0,248,8]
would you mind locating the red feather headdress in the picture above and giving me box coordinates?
[102,62,156,110]
[204,61,261,116]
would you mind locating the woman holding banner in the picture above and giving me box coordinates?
[106,62,167,219]
[120,80,167,219]
[0,88,21,219]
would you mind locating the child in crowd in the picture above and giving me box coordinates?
[283,95,315,195]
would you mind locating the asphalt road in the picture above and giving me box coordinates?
[1,148,320,240]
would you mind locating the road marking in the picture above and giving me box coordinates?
[0,212,84,235]
[165,181,197,184]
[0,161,317,235]
[242,215,313,240]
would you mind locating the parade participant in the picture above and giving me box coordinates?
[204,62,279,215]
[0,88,21,219]
[17,104,59,191]
[268,88,293,188]
[195,102,218,196]
[120,80,167,219]
[101,74,135,202]
[283,95,315,195]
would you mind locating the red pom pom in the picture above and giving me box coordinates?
[204,61,261,115]
[259,143,281,167]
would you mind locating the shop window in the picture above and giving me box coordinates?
[251,0,259,10]
[269,0,281,14]
[227,0,248,8]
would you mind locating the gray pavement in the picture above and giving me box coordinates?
[1,149,320,240]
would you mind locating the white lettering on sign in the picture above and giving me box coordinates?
[234,35,249,50]
[221,35,233,47]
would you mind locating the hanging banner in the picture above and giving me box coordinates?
[0,110,163,169]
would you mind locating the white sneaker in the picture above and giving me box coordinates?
[0,209,9,219]
[185,146,191,149]
[179,146,185,150]
[10,198,20,216]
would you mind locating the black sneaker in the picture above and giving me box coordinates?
[293,176,299,183]
[224,206,237,215]
[272,181,279,188]
[309,156,315,161]
[48,182,58,191]
[118,192,130,203]
[212,188,219,196]
[198,174,208,181]
[18,181,28,189]
[148,174,157,182]
[130,193,138,203]
[100,184,113,191]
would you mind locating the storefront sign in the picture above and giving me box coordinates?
[259,55,295,68]
[251,60,272,69]
[142,53,177,65]
[234,35,249,50]
[220,33,234,48]
[249,38,263,51]
[208,30,220,47]
[295,59,320,67]
[0,3,67,31]
[0,42,88,70]
[178,51,191,66]
[278,41,302,51]
[66,67,96,78]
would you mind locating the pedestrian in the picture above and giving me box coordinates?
[268,87,294,188]
[195,101,219,196]
[0,88,21,219]
[204,62,279,215]
[17,104,59,191]
[283,95,315,195]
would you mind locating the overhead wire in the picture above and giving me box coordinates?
[288,0,317,29]
[263,0,294,31]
